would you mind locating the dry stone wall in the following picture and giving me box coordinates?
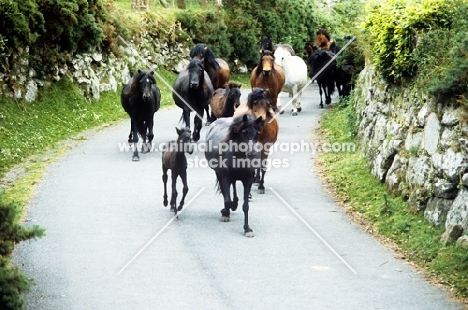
[355,65,468,231]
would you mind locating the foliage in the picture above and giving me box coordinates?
[176,7,232,59]
[319,103,468,300]
[0,191,45,310]
[223,0,316,67]
[412,6,468,101]
[362,0,458,84]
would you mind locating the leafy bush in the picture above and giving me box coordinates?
[0,191,45,310]
[362,0,457,84]
[176,7,232,59]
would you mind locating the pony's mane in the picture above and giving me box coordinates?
[190,43,220,71]
[247,88,274,118]
[260,36,274,52]
[125,70,154,95]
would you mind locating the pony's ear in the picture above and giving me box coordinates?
[137,69,142,74]
[176,127,182,135]
[255,116,265,127]
[150,71,154,75]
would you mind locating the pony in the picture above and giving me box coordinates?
[121,69,161,161]
[172,58,214,142]
[274,46,308,115]
[204,112,264,237]
[190,43,231,124]
[162,127,193,217]
[335,64,354,97]
[260,35,275,54]
[234,88,277,194]
[250,50,285,113]
[314,28,336,52]
[260,36,296,56]
[210,82,242,121]
[308,50,336,108]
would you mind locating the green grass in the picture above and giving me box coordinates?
[317,95,468,303]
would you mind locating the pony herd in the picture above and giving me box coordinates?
[120,31,351,236]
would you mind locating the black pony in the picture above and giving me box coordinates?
[308,50,336,108]
[162,127,193,217]
[190,43,230,124]
[204,113,264,237]
[173,58,214,142]
[121,69,161,161]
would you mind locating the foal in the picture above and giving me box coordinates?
[162,127,193,217]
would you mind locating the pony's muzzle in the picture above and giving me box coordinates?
[189,82,199,89]
[262,70,271,76]
[142,93,151,101]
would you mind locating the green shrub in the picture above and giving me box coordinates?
[0,191,45,310]
[362,0,457,84]
[176,7,232,59]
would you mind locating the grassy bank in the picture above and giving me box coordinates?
[316,95,468,304]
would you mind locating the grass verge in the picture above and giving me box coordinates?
[316,94,468,305]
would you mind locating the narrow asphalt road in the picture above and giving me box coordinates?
[13,84,464,309]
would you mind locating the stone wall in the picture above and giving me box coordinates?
[0,37,190,103]
[355,65,468,231]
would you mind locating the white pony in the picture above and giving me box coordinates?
[274,46,308,115]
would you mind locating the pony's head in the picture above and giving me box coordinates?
[247,88,274,120]
[229,114,264,159]
[127,69,156,101]
[187,58,205,89]
[314,28,332,51]
[176,127,193,154]
[258,50,276,76]
[260,36,274,54]
[226,83,242,109]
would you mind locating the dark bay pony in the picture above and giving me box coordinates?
[314,28,338,53]
[308,50,336,108]
[173,58,214,142]
[162,127,193,217]
[210,82,242,121]
[205,112,264,237]
[260,35,296,55]
[234,88,277,194]
[250,50,285,112]
[190,43,231,124]
[121,69,161,161]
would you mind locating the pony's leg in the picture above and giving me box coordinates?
[162,166,169,207]
[297,87,302,112]
[142,118,154,154]
[231,182,239,211]
[291,85,298,116]
[205,105,211,126]
[257,152,269,194]
[219,178,233,222]
[192,110,203,142]
[277,97,284,115]
[177,169,189,211]
[170,172,178,214]
[131,117,140,161]
[242,178,254,237]
[318,84,324,108]
[183,110,190,130]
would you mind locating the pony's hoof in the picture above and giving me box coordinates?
[244,232,254,238]
[170,206,175,212]
[205,122,211,126]
[297,107,302,112]
[132,155,140,162]
[220,216,230,222]
[174,216,179,221]
[279,109,285,115]
[292,111,298,116]
[320,104,324,109]
[258,188,265,194]
[244,229,254,238]
[163,200,168,207]
[177,206,183,211]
